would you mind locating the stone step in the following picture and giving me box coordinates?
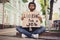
[40,32,60,37]
[16,32,60,37]
[39,36,60,40]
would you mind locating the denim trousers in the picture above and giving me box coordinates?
[16,26,46,37]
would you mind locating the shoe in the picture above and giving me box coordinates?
[32,34,39,39]
[22,34,27,38]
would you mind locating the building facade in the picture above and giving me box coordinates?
[0,0,46,28]
[0,0,22,28]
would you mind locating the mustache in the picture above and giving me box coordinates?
[30,9,35,11]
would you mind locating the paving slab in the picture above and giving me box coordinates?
[0,28,60,40]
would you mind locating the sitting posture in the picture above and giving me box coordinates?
[16,2,46,38]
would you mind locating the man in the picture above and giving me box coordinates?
[16,2,46,38]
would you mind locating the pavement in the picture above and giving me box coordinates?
[0,28,60,40]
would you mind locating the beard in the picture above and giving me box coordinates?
[30,8,35,12]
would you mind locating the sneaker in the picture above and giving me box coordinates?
[32,34,39,38]
[22,34,27,38]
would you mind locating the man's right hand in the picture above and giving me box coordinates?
[21,17,25,20]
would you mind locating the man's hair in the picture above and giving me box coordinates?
[28,2,36,9]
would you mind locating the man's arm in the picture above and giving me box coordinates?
[37,13,42,23]
[21,14,25,20]
[38,16,42,23]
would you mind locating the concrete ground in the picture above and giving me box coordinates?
[0,28,60,40]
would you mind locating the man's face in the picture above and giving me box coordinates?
[29,4,35,11]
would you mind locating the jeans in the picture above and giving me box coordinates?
[16,26,46,37]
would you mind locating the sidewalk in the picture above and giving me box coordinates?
[0,28,60,40]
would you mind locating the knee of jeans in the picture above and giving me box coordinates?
[41,26,46,31]
[16,26,23,33]
[16,26,21,30]
[16,26,19,31]
[16,26,22,29]
[43,27,46,31]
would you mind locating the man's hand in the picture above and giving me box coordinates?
[21,14,25,20]
[38,16,42,23]
[21,16,25,20]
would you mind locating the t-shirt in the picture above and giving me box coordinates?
[22,10,41,28]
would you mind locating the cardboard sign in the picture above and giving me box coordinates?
[22,13,41,28]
